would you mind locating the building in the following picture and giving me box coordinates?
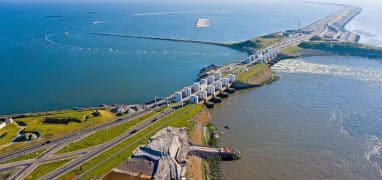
[207,85,215,95]
[174,92,182,102]
[214,72,222,81]
[189,95,199,104]
[183,87,192,97]
[0,122,6,130]
[207,75,215,84]
[222,78,230,86]
[244,56,252,64]
[192,83,201,92]
[200,79,208,90]
[200,79,207,85]
[199,90,208,100]
[214,81,223,90]
[5,118,13,124]
[228,74,236,83]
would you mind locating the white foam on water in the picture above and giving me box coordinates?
[364,135,382,176]
[272,59,382,82]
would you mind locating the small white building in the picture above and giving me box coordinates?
[189,95,199,104]
[200,79,208,90]
[174,92,183,102]
[244,56,252,64]
[228,74,236,83]
[200,79,207,85]
[199,90,208,100]
[207,75,215,84]
[207,85,215,95]
[183,87,192,97]
[5,118,13,124]
[192,83,201,92]
[214,81,223,90]
[0,122,6,130]
[222,78,230,86]
[214,72,222,81]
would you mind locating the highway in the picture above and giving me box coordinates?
[42,104,184,179]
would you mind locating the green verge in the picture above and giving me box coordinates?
[236,64,267,83]
[280,45,302,55]
[298,41,382,58]
[56,111,159,154]
[25,158,74,180]
[58,104,202,180]
[227,33,286,53]
[0,123,19,146]
[0,148,47,164]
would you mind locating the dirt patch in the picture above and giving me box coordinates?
[190,109,210,145]
[247,66,273,85]
[186,156,203,180]
[187,108,210,180]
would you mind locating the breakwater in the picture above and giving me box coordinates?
[92,33,228,47]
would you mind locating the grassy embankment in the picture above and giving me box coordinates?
[236,64,268,83]
[56,110,159,154]
[59,104,203,180]
[227,33,286,54]
[25,158,74,180]
[0,123,19,146]
[298,40,382,58]
[279,36,382,59]
[0,110,115,154]
[0,148,47,164]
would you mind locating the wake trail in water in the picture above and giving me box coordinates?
[44,33,62,44]
[272,59,382,82]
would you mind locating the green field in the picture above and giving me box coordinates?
[56,111,158,154]
[0,109,115,155]
[0,148,47,164]
[298,41,382,58]
[0,123,19,146]
[59,104,203,180]
[14,110,115,139]
[25,158,74,180]
[236,64,268,83]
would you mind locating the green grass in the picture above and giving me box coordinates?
[1,110,115,155]
[280,45,302,55]
[25,158,74,180]
[0,169,16,180]
[0,148,47,164]
[236,64,267,83]
[228,33,285,53]
[0,123,19,146]
[59,104,203,180]
[298,41,382,58]
[14,110,115,139]
[56,111,158,154]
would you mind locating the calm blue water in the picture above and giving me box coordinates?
[0,1,339,114]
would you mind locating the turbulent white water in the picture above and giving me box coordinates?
[272,59,382,82]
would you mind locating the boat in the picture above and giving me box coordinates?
[91,20,103,24]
